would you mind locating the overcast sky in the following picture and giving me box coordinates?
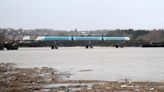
[0,0,164,30]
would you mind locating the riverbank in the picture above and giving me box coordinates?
[0,63,164,92]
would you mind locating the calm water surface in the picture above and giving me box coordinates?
[0,47,164,81]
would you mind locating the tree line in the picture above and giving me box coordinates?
[1,28,164,42]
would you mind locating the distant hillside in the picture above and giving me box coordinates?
[137,31,164,42]
[0,28,164,42]
[104,29,164,41]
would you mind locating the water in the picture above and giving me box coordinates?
[0,47,164,81]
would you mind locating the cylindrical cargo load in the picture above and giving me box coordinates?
[38,36,72,41]
[35,36,130,41]
[73,36,102,41]
[103,37,130,41]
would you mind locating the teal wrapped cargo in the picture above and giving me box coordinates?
[36,36,130,41]
[44,36,72,41]
[103,37,130,41]
[73,36,102,41]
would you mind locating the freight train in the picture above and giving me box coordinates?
[36,36,130,41]
[35,36,130,49]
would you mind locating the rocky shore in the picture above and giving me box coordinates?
[0,63,164,92]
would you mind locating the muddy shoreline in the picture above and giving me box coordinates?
[0,63,164,92]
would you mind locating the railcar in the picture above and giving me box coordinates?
[103,37,130,41]
[39,36,72,41]
[72,36,102,41]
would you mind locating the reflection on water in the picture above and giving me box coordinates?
[0,47,164,81]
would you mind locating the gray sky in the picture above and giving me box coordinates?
[0,0,164,30]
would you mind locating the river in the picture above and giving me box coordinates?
[0,47,164,81]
